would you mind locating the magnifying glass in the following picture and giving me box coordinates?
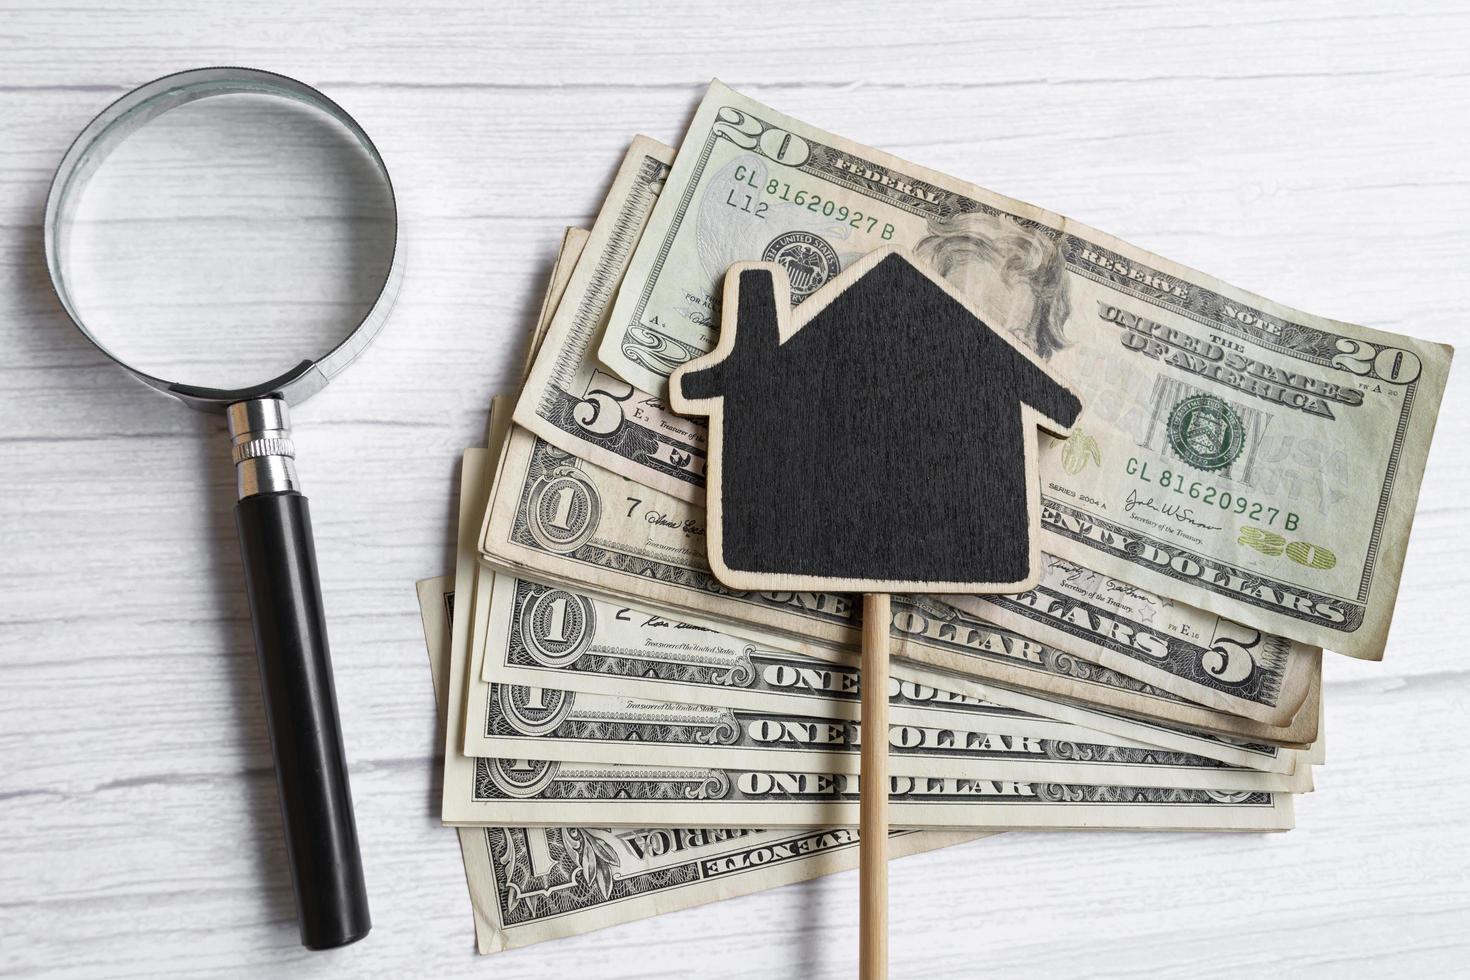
[44,68,401,950]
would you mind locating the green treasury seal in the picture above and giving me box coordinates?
[1167,394,1246,471]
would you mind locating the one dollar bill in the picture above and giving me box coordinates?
[448,751,1293,832]
[598,81,1452,660]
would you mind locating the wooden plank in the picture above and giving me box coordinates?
[0,1,1466,975]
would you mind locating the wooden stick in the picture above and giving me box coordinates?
[860,592,890,980]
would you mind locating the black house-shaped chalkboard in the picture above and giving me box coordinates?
[669,247,1083,595]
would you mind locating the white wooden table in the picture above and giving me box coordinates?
[2,3,1467,976]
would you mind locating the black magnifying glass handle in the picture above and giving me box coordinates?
[227,397,371,950]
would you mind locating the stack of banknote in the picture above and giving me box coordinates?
[417,81,1451,954]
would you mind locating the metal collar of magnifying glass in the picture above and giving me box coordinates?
[42,67,403,412]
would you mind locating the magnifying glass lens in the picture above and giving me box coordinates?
[59,92,396,392]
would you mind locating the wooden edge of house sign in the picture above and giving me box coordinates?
[669,245,1085,597]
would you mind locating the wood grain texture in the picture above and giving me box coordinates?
[1,2,1466,976]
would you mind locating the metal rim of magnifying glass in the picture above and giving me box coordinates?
[43,67,402,413]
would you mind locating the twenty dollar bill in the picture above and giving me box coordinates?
[599,81,1452,660]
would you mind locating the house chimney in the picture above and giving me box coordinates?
[735,267,783,352]
[673,265,786,404]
